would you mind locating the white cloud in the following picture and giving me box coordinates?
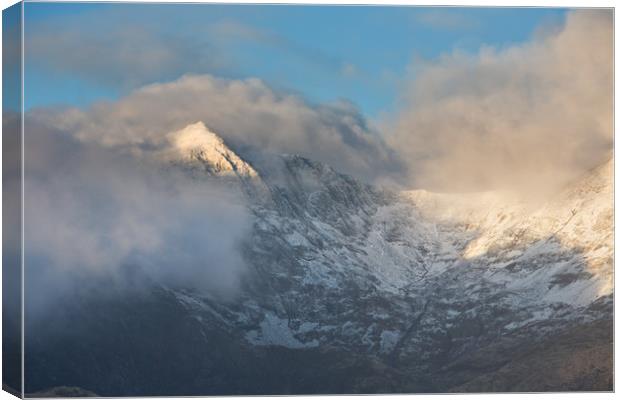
[386,10,613,194]
[21,120,252,318]
[32,74,403,183]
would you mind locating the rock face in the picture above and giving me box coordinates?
[24,126,613,396]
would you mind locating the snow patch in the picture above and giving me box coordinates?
[379,330,400,353]
[245,312,319,349]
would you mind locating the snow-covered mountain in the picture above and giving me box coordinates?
[162,121,259,179]
[25,124,613,395]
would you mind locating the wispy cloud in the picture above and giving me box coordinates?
[207,19,344,73]
[26,17,229,88]
[25,10,348,91]
[414,10,480,31]
[340,62,358,78]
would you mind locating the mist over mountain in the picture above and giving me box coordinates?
[10,8,613,396]
[22,121,612,395]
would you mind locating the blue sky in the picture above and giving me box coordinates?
[21,3,568,116]
[3,2,21,110]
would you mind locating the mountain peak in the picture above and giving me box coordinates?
[165,121,258,178]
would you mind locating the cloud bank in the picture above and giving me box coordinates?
[387,10,613,194]
[21,118,252,319]
[32,74,402,184]
[28,10,611,196]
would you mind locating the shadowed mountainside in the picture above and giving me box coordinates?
[24,126,613,395]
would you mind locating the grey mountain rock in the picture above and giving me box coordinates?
[25,125,613,395]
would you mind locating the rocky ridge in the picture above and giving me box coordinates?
[24,124,613,395]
